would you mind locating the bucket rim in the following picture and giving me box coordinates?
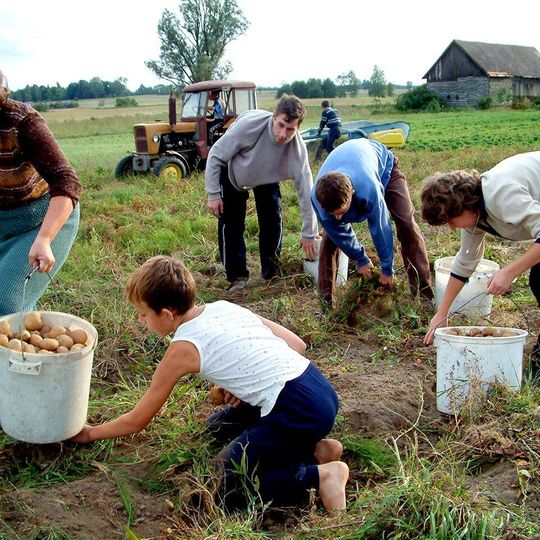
[434,256,500,274]
[0,310,98,359]
[434,326,528,343]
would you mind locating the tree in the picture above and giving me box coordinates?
[406,80,413,90]
[336,70,360,97]
[321,78,337,98]
[146,0,249,87]
[386,82,394,97]
[368,65,388,97]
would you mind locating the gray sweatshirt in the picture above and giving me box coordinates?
[205,109,318,239]
[452,151,540,278]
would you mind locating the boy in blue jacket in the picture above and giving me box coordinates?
[311,138,433,306]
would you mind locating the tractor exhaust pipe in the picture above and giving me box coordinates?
[168,92,177,127]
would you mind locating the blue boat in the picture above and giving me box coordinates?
[300,120,410,148]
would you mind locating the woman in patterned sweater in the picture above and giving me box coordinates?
[0,70,82,315]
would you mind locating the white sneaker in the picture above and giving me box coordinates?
[226,279,248,292]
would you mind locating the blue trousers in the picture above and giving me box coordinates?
[217,166,282,281]
[0,196,80,316]
[316,127,342,160]
[206,363,339,508]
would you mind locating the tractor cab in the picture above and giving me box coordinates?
[115,80,257,181]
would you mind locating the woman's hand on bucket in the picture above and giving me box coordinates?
[28,236,55,273]
[486,268,515,296]
[424,312,449,345]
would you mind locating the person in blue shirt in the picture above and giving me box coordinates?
[315,100,342,161]
[311,138,433,306]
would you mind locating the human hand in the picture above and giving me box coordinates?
[356,262,374,279]
[486,268,515,295]
[69,424,95,443]
[424,311,449,345]
[207,198,223,218]
[224,390,243,408]
[300,238,318,261]
[28,237,55,273]
[379,273,394,287]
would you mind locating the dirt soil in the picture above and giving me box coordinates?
[1,283,534,539]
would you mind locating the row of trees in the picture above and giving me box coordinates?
[10,78,173,103]
[276,67,413,100]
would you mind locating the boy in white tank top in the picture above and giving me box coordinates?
[71,256,348,512]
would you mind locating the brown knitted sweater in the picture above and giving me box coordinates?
[0,99,82,210]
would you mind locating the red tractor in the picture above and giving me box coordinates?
[115,80,257,181]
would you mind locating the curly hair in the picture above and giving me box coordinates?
[126,256,196,315]
[0,70,10,105]
[421,170,483,226]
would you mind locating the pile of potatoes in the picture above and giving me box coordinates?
[0,312,90,355]
[445,327,517,338]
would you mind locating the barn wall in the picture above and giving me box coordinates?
[427,77,489,107]
[425,43,484,81]
[512,78,540,98]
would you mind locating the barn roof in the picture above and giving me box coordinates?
[424,40,540,79]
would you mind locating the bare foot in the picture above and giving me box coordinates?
[314,438,343,464]
[318,461,349,513]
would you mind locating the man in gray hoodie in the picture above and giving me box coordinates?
[205,95,318,291]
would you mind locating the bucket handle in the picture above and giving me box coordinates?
[15,265,53,363]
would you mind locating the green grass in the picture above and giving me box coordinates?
[1,102,539,538]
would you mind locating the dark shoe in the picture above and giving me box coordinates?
[226,279,248,292]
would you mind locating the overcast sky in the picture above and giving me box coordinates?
[2,0,539,91]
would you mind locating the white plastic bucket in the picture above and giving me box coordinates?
[434,257,500,317]
[434,326,527,415]
[303,236,349,286]
[0,311,97,444]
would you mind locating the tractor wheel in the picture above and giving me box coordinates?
[114,156,136,178]
[152,156,187,181]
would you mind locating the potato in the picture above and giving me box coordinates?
[468,328,482,337]
[24,311,43,331]
[0,334,9,347]
[71,329,88,345]
[40,338,60,351]
[38,349,53,355]
[482,327,495,337]
[0,320,12,338]
[39,325,51,338]
[501,330,516,337]
[7,339,22,352]
[30,333,43,347]
[209,386,225,405]
[49,326,67,339]
[23,343,36,353]
[445,329,458,335]
[56,334,74,349]
[56,345,70,354]
[70,343,86,352]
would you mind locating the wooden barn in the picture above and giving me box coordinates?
[423,40,540,108]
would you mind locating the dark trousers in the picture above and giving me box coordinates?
[529,263,540,367]
[318,156,433,305]
[316,127,342,160]
[205,363,339,508]
[217,167,282,281]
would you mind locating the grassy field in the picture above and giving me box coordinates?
[0,99,539,539]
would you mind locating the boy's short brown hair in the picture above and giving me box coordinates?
[421,170,482,226]
[315,172,354,212]
[126,256,196,315]
[274,94,305,125]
